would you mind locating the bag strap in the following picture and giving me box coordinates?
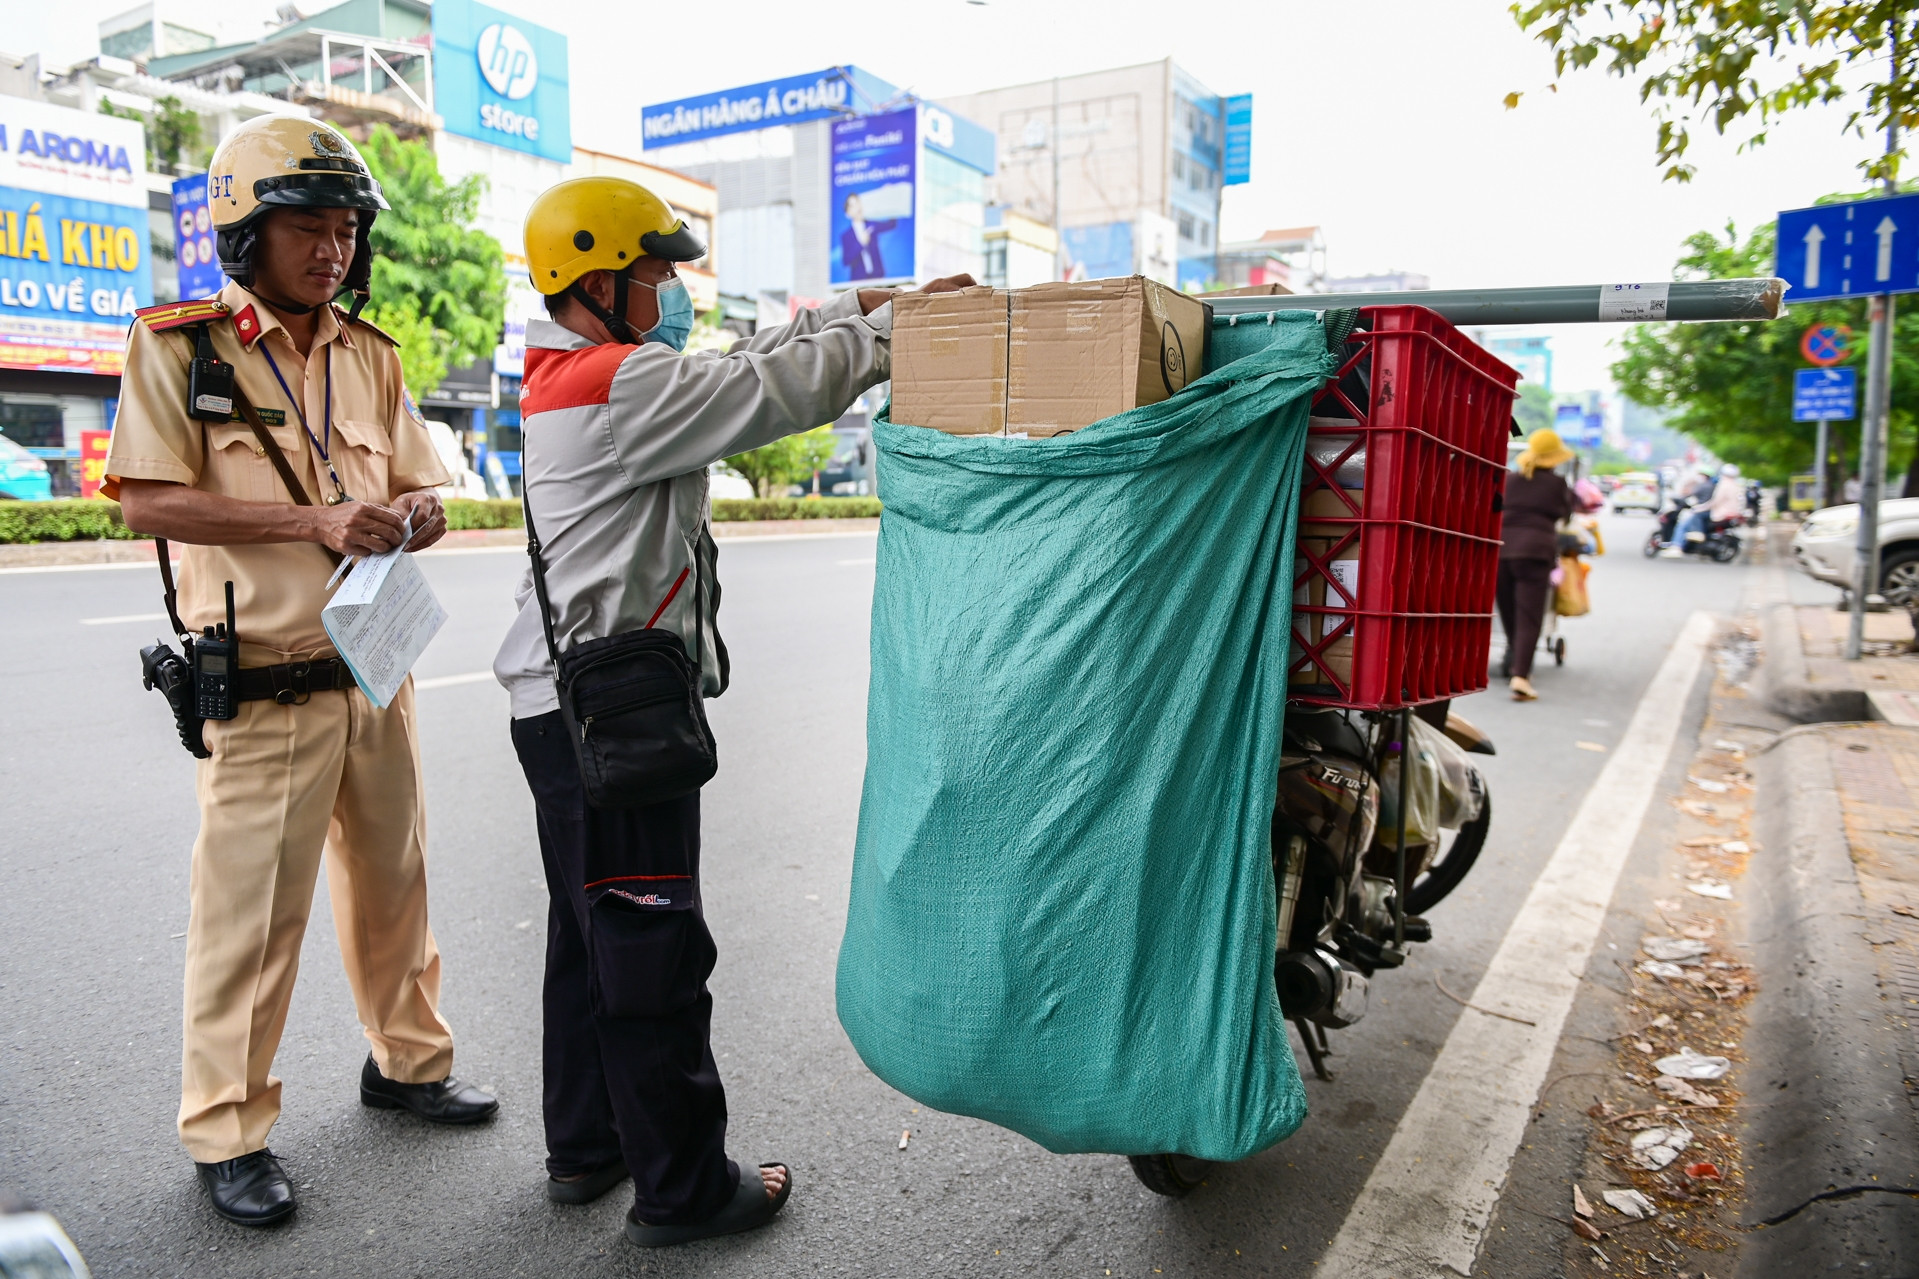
[521,476,706,683]
[519,484,565,673]
[231,386,317,508]
[155,539,189,640]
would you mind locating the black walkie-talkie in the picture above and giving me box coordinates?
[186,324,235,423]
[193,581,238,720]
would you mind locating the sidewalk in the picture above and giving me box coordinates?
[1738,568,1919,1272]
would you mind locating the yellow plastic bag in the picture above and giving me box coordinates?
[1555,555,1590,617]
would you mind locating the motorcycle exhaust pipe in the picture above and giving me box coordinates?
[1276,948,1370,1029]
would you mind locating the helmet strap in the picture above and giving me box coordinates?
[566,269,633,344]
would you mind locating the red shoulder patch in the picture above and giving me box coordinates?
[134,299,230,333]
[231,304,264,348]
[521,342,636,416]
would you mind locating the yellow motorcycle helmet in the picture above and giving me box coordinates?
[208,115,388,314]
[525,177,705,341]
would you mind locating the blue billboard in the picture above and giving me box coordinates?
[432,0,571,164]
[1223,94,1252,186]
[644,68,893,148]
[830,108,916,286]
[171,174,224,301]
[0,185,152,374]
[643,68,996,175]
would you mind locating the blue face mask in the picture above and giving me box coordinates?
[639,276,694,351]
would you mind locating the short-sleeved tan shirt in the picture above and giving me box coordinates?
[104,282,449,660]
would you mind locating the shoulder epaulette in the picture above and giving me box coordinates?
[134,299,231,332]
[344,308,399,348]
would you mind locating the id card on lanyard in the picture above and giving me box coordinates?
[261,344,349,504]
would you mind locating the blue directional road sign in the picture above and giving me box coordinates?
[1793,366,1857,421]
[1777,194,1919,301]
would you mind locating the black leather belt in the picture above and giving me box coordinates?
[235,658,353,704]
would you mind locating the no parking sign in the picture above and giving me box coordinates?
[1800,323,1852,367]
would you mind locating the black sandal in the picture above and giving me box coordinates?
[623,1162,791,1249]
[547,1158,630,1205]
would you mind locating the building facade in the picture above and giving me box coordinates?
[941,60,1248,289]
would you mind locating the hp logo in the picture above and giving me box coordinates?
[476,23,538,101]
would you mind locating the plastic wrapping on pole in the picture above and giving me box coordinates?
[1208,277,1787,325]
[1847,292,1895,660]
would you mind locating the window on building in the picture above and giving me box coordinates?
[1176,210,1196,241]
[1200,221,1212,248]
[1172,153,1186,183]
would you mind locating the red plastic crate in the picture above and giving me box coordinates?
[1287,305,1519,710]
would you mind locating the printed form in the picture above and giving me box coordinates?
[321,526,446,708]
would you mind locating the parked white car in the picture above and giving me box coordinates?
[1792,498,1919,599]
[1609,471,1660,513]
[707,462,754,500]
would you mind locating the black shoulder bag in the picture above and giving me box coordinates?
[522,487,718,808]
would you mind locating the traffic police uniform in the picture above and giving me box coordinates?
[102,118,468,1178]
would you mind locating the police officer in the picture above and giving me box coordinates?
[496,176,970,1248]
[103,115,496,1227]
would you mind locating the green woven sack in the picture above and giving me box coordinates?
[836,310,1333,1160]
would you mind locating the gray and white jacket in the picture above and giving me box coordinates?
[492,291,892,718]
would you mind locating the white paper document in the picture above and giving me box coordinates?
[321,535,446,709]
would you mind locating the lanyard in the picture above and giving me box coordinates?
[260,343,348,503]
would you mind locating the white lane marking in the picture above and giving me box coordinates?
[414,671,496,691]
[0,559,164,576]
[1317,611,1713,1279]
[79,611,169,626]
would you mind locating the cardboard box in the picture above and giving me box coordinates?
[1290,536,1359,688]
[892,276,1212,438]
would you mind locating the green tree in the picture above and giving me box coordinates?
[1515,382,1555,436]
[99,96,203,174]
[357,126,506,398]
[1510,1,1919,183]
[726,426,840,498]
[1610,212,1919,488]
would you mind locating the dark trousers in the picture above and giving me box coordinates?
[1496,557,1555,679]
[510,711,737,1225]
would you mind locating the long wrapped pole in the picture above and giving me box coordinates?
[1208,278,1787,325]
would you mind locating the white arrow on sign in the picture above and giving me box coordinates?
[1804,223,1825,288]
[1878,215,1898,281]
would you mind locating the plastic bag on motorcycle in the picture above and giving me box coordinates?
[1375,715,1483,850]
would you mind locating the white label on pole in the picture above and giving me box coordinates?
[1597,282,1671,321]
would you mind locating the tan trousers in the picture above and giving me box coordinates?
[177,676,455,1163]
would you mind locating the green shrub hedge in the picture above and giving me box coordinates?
[0,494,881,543]
[444,498,522,530]
[0,500,139,543]
[712,497,881,521]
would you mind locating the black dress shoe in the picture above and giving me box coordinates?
[359,1053,498,1124]
[196,1150,296,1226]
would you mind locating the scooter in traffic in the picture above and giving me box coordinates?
[1128,701,1495,1196]
[1645,504,1745,563]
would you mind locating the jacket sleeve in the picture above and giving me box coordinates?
[604,300,893,487]
[723,289,872,355]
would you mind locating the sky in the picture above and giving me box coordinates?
[16,0,1880,393]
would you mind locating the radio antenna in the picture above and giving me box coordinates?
[223,580,236,642]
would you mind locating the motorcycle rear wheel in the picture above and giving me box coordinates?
[1407,783,1492,916]
[1128,1154,1215,1197]
[1711,537,1740,563]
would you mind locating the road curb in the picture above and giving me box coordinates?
[1740,724,1919,1272]
[1759,601,1869,722]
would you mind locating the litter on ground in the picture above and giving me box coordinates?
[1653,1047,1731,1080]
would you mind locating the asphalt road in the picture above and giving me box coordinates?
[0,514,1810,1277]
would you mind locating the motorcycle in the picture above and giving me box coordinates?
[1644,504,1744,563]
[1129,700,1495,1196]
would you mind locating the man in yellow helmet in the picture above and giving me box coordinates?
[495,175,969,1248]
[103,115,496,1227]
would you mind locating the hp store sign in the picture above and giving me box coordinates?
[433,0,570,162]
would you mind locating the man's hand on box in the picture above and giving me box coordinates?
[855,274,978,315]
[393,490,448,551]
